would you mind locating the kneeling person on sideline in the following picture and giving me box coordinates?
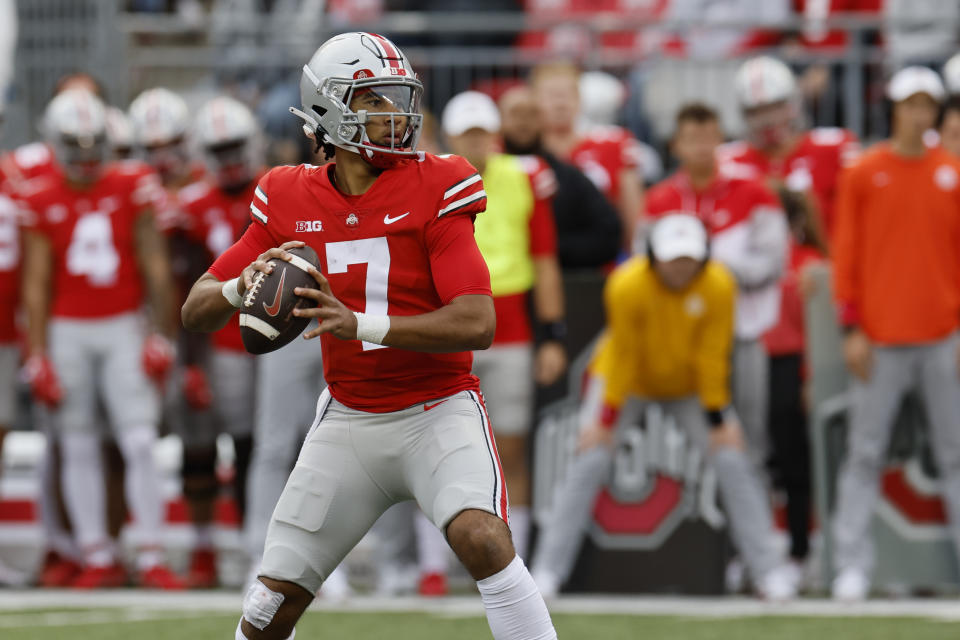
[530,214,796,601]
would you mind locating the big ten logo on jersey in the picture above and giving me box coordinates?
[0,195,19,271]
[534,402,722,551]
[296,220,324,232]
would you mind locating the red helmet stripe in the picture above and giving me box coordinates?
[369,32,401,70]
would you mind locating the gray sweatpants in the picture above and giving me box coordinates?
[833,334,960,576]
[532,394,781,586]
[245,323,325,560]
[733,339,770,469]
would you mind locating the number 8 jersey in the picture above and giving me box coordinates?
[208,153,492,413]
[19,161,166,319]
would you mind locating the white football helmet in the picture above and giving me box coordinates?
[194,96,262,191]
[290,32,423,168]
[943,53,960,96]
[43,88,108,183]
[578,71,626,128]
[104,106,134,158]
[734,56,797,110]
[128,87,191,181]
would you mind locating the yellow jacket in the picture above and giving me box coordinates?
[591,257,736,413]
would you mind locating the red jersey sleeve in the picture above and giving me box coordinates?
[207,220,274,281]
[435,155,487,219]
[426,214,491,304]
[519,155,558,257]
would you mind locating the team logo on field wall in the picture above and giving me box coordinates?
[533,347,723,551]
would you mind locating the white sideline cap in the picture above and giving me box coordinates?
[649,213,708,262]
[887,66,946,103]
[442,91,500,137]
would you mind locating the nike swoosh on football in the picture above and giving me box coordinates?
[383,211,410,224]
[423,399,449,411]
[263,267,286,317]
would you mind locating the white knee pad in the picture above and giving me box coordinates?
[241,579,287,631]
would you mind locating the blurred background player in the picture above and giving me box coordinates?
[532,62,644,252]
[19,89,182,588]
[762,187,824,585]
[830,66,960,602]
[130,86,220,589]
[530,213,795,601]
[412,90,566,594]
[646,103,789,475]
[498,84,622,269]
[719,56,859,248]
[175,95,263,588]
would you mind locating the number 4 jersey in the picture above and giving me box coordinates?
[19,161,166,319]
[208,153,492,413]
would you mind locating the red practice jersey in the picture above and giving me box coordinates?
[568,125,641,205]
[19,161,165,319]
[717,128,859,239]
[179,177,260,352]
[208,153,492,413]
[0,164,20,344]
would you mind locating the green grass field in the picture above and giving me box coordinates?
[2,609,959,640]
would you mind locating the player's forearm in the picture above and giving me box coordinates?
[532,257,565,323]
[23,285,49,355]
[380,295,495,353]
[182,273,240,333]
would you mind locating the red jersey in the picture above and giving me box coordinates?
[763,241,823,356]
[208,153,492,413]
[568,126,641,205]
[20,161,165,319]
[0,144,68,342]
[0,173,18,343]
[179,177,260,352]
[717,128,860,238]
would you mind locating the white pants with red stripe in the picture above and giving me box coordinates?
[257,388,508,595]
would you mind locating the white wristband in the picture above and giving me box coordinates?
[354,312,390,345]
[221,277,243,308]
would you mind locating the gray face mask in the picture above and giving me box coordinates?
[54,133,108,183]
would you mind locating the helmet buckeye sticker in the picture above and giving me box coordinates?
[353,69,375,80]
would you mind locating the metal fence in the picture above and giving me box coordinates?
[0,3,939,149]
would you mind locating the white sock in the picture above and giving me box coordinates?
[415,509,449,574]
[235,619,295,639]
[509,506,531,561]
[116,426,164,564]
[477,555,557,640]
[194,524,215,550]
[60,432,111,566]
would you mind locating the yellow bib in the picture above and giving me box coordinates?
[473,154,536,296]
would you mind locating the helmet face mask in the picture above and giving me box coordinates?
[194,96,263,191]
[743,99,798,150]
[292,32,424,169]
[206,138,255,192]
[56,132,108,183]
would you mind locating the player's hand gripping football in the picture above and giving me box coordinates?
[239,240,306,295]
[293,268,359,341]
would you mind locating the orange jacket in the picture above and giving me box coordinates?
[833,143,960,344]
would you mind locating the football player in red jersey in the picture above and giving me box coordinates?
[182,32,557,640]
[176,95,264,588]
[532,61,644,252]
[717,56,859,245]
[19,89,184,590]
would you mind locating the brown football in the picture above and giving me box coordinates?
[239,245,320,355]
